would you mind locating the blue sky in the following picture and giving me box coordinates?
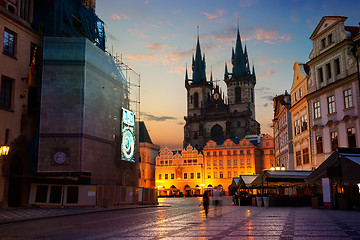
[96,0,360,149]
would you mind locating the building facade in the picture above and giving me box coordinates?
[0,0,41,208]
[307,16,360,168]
[290,62,313,170]
[155,135,274,196]
[139,122,160,188]
[184,29,260,150]
[155,145,204,196]
[273,92,294,170]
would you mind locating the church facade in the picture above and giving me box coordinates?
[184,29,260,150]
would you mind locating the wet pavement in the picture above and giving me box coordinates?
[0,197,359,239]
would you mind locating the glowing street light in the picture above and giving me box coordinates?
[0,145,10,156]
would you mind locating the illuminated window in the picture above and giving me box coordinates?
[227,151,231,155]
[247,159,251,165]
[344,89,353,109]
[3,29,16,56]
[190,173,194,179]
[328,95,336,114]
[219,160,223,166]
[233,159,237,166]
[207,160,210,166]
[228,171,231,178]
[171,173,175,179]
[227,159,231,166]
[270,150,274,155]
[159,174,162,180]
[234,171,238,177]
[299,87,303,98]
[219,151,222,156]
[207,172,211,178]
[316,136,323,154]
[184,173,188,179]
[296,151,302,166]
[301,115,308,132]
[234,150,238,155]
[314,101,321,118]
[219,172,223,178]
[197,172,201,179]
[213,151,217,156]
[331,132,338,151]
[240,159,244,165]
[214,172,217,178]
[207,152,210,156]
[247,150,250,155]
[213,160,217,166]
[347,127,356,148]
[303,148,309,164]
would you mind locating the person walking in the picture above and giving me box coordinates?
[214,187,222,216]
[202,190,210,218]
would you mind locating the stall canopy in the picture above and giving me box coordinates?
[252,170,313,188]
[239,175,259,188]
[229,177,240,190]
[306,148,360,184]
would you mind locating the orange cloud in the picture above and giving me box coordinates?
[203,12,217,19]
[257,69,276,81]
[110,14,129,20]
[127,29,149,38]
[148,43,164,51]
[217,9,225,16]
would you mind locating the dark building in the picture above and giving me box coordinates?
[184,29,260,150]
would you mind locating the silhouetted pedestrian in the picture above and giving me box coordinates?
[202,191,210,217]
[214,187,222,216]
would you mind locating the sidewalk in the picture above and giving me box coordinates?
[0,204,160,224]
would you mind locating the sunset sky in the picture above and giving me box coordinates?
[96,0,360,150]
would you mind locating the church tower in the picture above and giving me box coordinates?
[224,28,260,138]
[184,27,260,151]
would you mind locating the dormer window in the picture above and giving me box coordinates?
[328,34,333,44]
[321,38,326,48]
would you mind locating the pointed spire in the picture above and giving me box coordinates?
[244,45,250,72]
[210,67,213,83]
[252,65,256,78]
[225,62,229,80]
[185,63,189,80]
[231,24,249,78]
[192,26,207,84]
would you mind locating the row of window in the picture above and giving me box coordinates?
[205,149,252,156]
[158,172,201,180]
[295,148,310,166]
[207,168,253,179]
[206,158,252,166]
[313,89,353,119]
[316,127,357,154]
[294,115,308,136]
[158,159,198,165]
[317,58,340,83]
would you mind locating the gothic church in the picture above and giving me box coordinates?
[184,28,260,150]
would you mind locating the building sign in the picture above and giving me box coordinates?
[121,108,135,162]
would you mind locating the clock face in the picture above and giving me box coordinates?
[54,151,67,164]
[122,129,135,161]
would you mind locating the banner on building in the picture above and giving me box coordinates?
[121,107,135,162]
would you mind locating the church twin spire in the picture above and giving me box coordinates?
[186,25,256,84]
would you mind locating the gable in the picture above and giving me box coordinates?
[310,16,347,40]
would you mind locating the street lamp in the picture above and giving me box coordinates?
[0,145,10,157]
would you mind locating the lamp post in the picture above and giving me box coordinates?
[0,145,10,157]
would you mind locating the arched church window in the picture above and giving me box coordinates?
[194,92,199,108]
[210,124,224,142]
[235,87,241,103]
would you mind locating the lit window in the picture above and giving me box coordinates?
[213,151,217,156]
[197,172,200,179]
[214,172,217,178]
[246,159,251,165]
[159,174,162,180]
[314,101,321,118]
[247,150,250,155]
[227,151,231,155]
[171,173,175,179]
[227,159,231,166]
[328,95,336,114]
[184,173,188,179]
[207,172,211,178]
[3,29,16,56]
[219,172,223,178]
[344,89,353,109]
[234,150,238,155]
[219,160,223,166]
[219,151,222,156]
[233,159,237,166]
[234,171,238,177]
[207,160,210,166]
[165,174,168,180]
[299,87,303,98]
[316,136,323,154]
[228,171,231,178]
[190,173,194,179]
[213,160,217,166]
[207,152,210,156]
[301,115,308,132]
[240,159,244,165]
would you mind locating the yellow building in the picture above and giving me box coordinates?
[290,62,313,170]
[155,135,275,197]
[155,145,204,197]
[203,134,275,195]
